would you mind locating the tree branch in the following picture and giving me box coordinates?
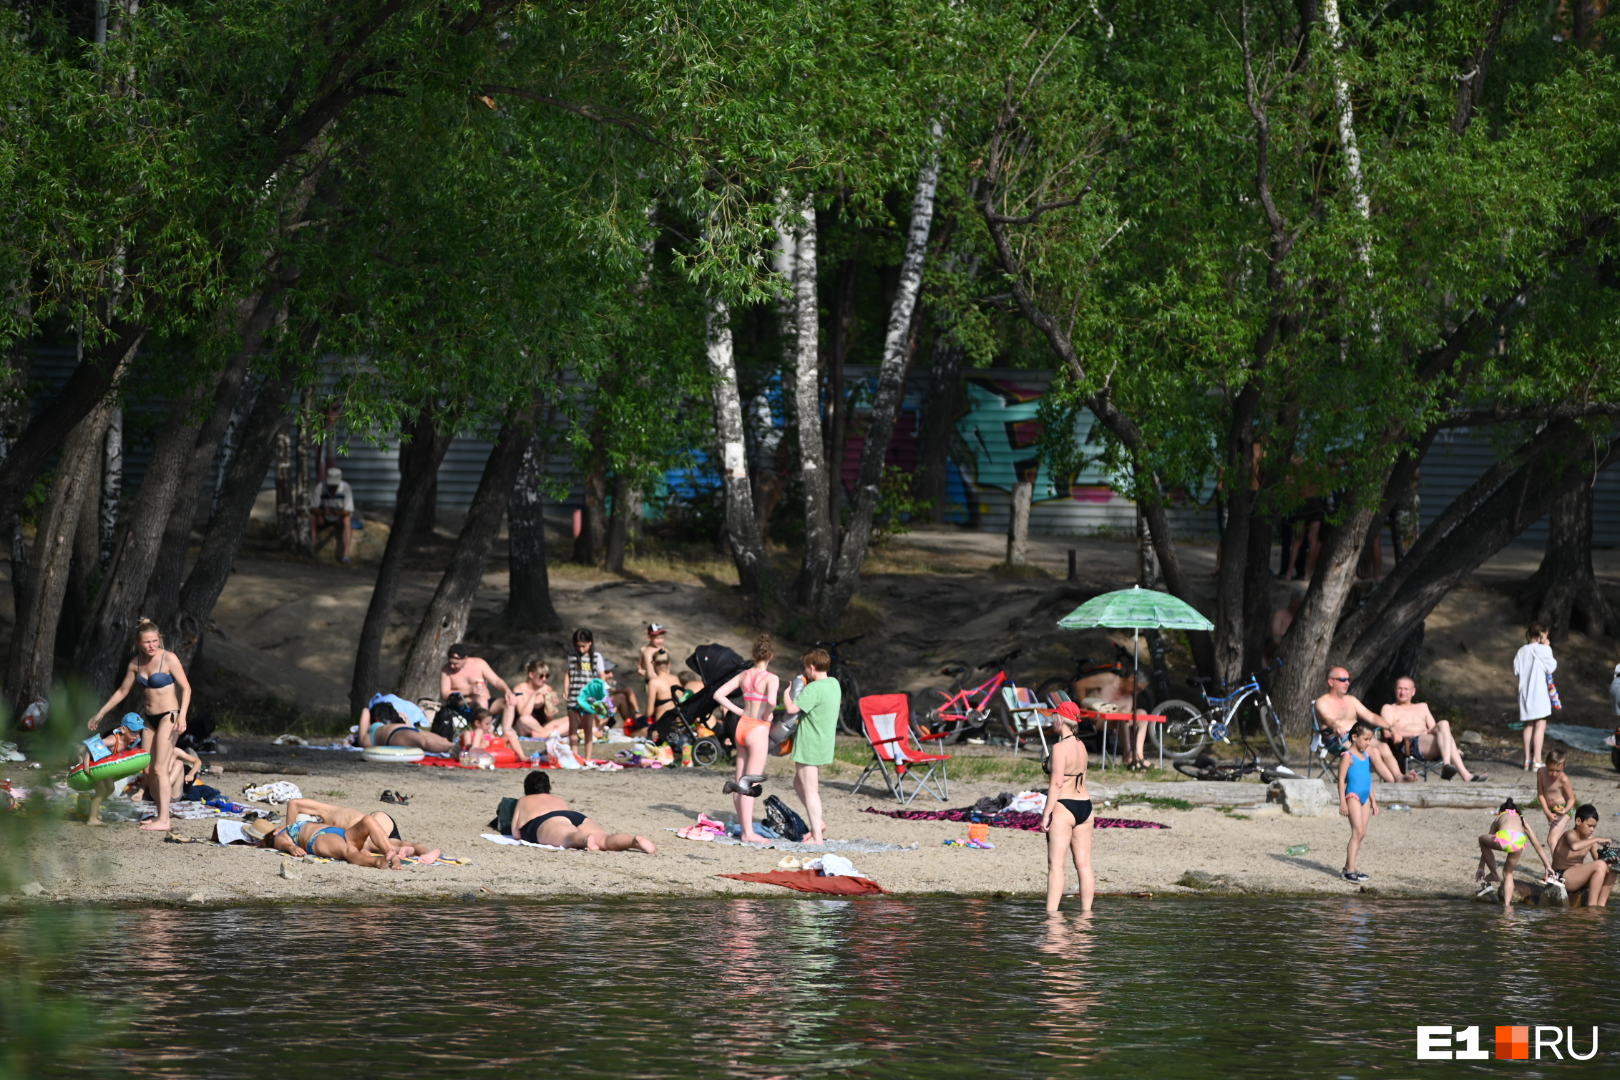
[479,85,670,148]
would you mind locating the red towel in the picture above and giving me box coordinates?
[719,871,888,895]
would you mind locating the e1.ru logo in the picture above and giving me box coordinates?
[1417,1026,1599,1061]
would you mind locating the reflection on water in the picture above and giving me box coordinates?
[20,896,1620,1078]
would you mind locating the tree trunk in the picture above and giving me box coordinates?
[1337,425,1620,680]
[400,409,440,545]
[825,257,857,526]
[605,470,643,574]
[172,370,297,666]
[74,369,229,692]
[782,197,836,608]
[1006,477,1032,566]
[61,431,105,653]
[0,347,29,621]
[502,424,563,632]
[5,393,120,716]
[394,414,532,701]
[1212,385,1262,684]
[571,415,609,566]
[916,316,966,524]
[818,145,943,624]
[0,325,142,538]
[144,288,281,624]
[706,294,773,610]
[349,420,453,716]
[1524,476,1616,639]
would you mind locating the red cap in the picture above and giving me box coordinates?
[1054,701,1082,721]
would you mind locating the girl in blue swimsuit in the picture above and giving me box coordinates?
[1337,722,1380,882]
[1041,702,1095,913]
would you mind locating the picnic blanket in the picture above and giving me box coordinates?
[720,870,888,895]
[861,806,1169,831]
[418,755,541,770]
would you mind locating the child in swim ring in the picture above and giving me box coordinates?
[1536,748,1576,849]
[1475,797,1555,906]
[78,714,146,826]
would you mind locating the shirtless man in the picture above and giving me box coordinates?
[1380,676,1485,782]
[509,771,656,853]
[440,643,514,726]
[279,796,440,864]
[1315,666,1416,784]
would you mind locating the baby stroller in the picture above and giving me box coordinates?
[657,643,748,766]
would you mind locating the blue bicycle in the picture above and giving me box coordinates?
[1149,668,1288,762]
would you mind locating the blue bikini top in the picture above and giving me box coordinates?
[136,655,176,689]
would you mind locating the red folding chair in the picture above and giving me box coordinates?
[851,693,951,805]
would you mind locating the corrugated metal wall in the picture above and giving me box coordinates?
[22,351,1618,545]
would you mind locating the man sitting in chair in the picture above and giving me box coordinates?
[1380,675,1486,782]
[1315,666,1416,783]
[309,466,356,564]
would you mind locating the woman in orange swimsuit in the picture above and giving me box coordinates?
[714,634,780,843]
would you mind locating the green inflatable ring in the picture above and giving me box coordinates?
[67,748,152,792]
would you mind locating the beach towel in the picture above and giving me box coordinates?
[481,833,565,851]
[1544,723,1616,756]
[418,755,540,770]
[719,871,888,895]
[861,806,1169,831]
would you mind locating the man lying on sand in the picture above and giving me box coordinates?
[281,797,440,864]
[511,771,656,853]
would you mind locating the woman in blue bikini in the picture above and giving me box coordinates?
[262,814,403,868]
[87,619,192,832]
[1041,701,1094,913]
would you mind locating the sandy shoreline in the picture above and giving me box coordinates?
[14,736,1618,907]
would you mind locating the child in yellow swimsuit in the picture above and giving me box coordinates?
[1475,797,1554,905]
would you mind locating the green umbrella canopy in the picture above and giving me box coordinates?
[1056,586,1214,632]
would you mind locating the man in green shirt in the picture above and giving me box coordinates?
[783,648,840,845]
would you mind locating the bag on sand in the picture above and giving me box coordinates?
[488,796,518,835]
[764,794,809,842]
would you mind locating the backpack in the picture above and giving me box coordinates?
[488,796,518,835]
[764,794,809,842]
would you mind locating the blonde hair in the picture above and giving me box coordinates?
[133,618,162,647]
[652,648,670,672]
[526,658,550,681]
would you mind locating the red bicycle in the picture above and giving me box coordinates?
[914,648,1022,745]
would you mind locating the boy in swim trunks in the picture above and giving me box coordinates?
[508,771,656,852]
[1476,797,1556,908]
[1536,748,1576,850]
[1550,804,1614,908]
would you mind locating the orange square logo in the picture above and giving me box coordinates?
[1496,1026,1529,1060]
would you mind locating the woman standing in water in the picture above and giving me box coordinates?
[714,634,779,843]
[1040,701,1094,913]
[87,619,191,832]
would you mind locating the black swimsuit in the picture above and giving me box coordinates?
[1043,736,1091,826]
[518,809,587,844]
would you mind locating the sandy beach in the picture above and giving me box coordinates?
[13,732,1620,906]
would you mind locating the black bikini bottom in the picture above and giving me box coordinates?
[1057,798,1093,826]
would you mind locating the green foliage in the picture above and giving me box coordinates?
[871,464,934,545]
[0,684,124,1080]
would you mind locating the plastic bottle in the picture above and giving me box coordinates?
[681,743,694,767]
[1285,844,1309,856]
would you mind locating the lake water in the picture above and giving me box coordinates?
[30,896,1620,1078]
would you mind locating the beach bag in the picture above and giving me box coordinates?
[489,796,518,834]
[1546,673,1562,712]
[764,794,809,842]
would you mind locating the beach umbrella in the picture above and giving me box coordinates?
[1056,585,1215,633]
[1055,586,1213,768]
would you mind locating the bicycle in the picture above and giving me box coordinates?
[1150,666,1288,763]
[813,636,864,736]
[914,647,1023,744]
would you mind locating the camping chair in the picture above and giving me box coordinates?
[999,685,1051,757]
[1307,703,1342,780]
[1389,732,1441,781]
[851,693,951,805]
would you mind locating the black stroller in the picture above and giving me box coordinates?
[656,643,748,767]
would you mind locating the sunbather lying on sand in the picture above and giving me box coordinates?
[281,797,440,864]
[252,814,405,868]
[510,771,656,853]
